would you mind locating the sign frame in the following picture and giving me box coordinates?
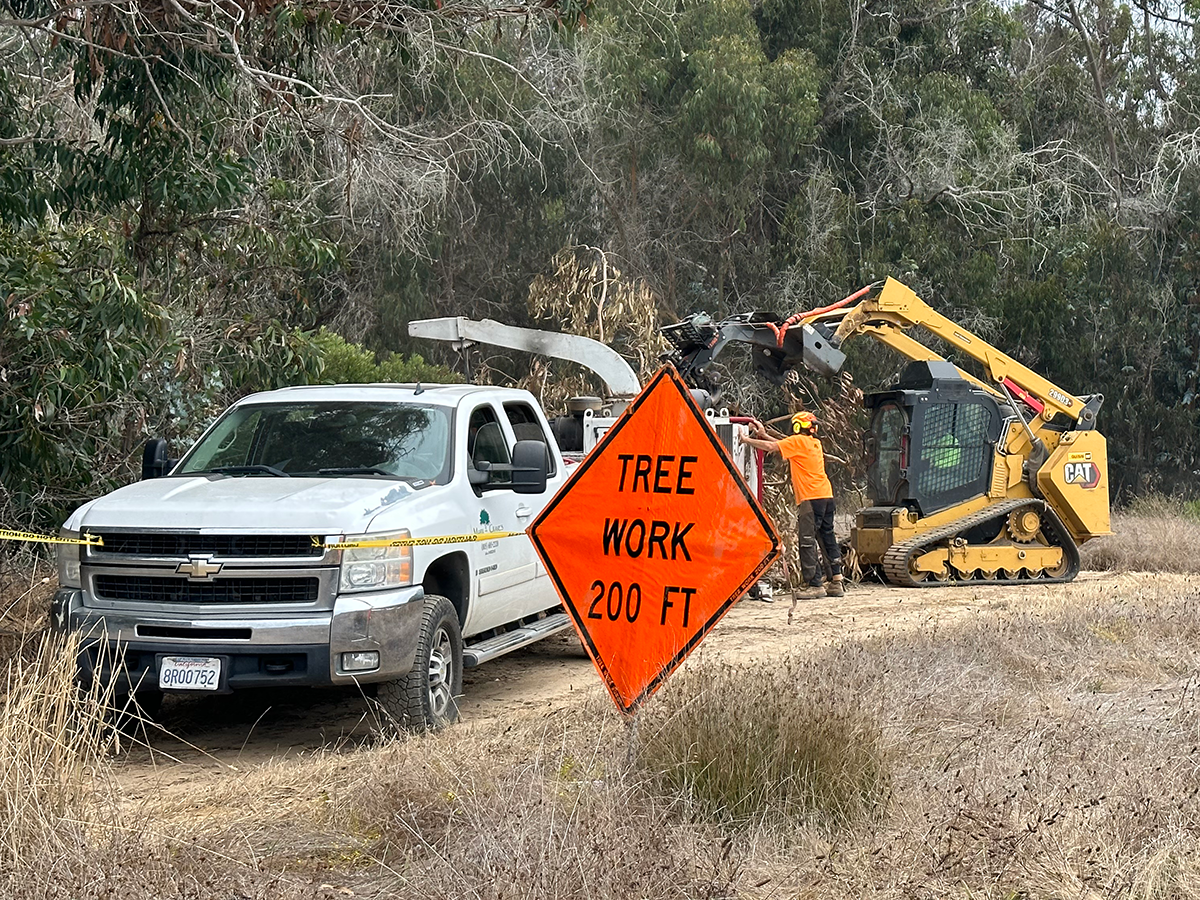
[529,365,780,715]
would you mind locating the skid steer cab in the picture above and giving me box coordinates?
[864,361,1003,520]
[854,358,1105,586]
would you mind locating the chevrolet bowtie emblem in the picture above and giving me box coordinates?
[177,555,223,579]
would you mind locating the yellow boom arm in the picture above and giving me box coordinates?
[823,278,1100,429]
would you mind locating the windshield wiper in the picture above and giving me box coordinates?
[317,467,394,477]
[209,465,291,478]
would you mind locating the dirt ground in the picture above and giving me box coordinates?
[111,571,1121,800]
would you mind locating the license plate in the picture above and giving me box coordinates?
[159,656,221,691]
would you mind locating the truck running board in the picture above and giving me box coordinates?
[462,612,573,668]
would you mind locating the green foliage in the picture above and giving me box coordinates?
[675,0,822,188]
[0,227,163,524]
[309,330,460,385]
[757,0,853,68]
[764,49,821,163]
[679,34,772,188]
[2,0,1200,528]
[0,68,42,226]
[49,38,250,243]
[0,222,325,533]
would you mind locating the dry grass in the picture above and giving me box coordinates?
[0,632,112,871]
[0,632,177,898]
[845,576,1200,898]
[2,527,1200,897]
[0,631,322,898]
[335,721,743,898]
[637,647,889,829]
[1082,494,1200,574]
[170,575,1200,899]
[0,558,55,660]
[127,708,748,899]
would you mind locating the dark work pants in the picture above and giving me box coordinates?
[797,498,843,587]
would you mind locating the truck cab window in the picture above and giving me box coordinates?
[503,402,556,477]
[468,406,511,484]
[195,408,265,471]
[178,402,452,482]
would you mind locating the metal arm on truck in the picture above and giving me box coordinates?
[408,316,641,399]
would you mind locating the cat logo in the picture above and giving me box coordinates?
[1063,461,1101,489]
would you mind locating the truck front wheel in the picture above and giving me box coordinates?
[377,594,462,729]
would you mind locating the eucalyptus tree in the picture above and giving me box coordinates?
[0,0,590,529]
[563,0,1200,496]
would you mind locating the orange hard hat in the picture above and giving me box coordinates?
[791,412,817,434]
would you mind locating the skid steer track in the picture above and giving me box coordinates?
[882,498,1081,587]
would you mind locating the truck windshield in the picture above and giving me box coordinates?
[177,402,453,482]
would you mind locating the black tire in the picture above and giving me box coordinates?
[377,594,462,729]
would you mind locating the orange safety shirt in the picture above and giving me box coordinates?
[778,434,833,502]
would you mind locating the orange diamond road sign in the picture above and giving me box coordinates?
[528,365,780,715]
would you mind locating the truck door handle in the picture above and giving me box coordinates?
[515,505,533,518]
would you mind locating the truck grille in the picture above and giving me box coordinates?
[94,575,320,604]
[94,533,322,558]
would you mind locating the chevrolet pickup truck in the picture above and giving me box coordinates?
[52,383,572,728]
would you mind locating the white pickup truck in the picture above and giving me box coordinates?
[52,383,573,727]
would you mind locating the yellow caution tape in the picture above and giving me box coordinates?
[315,531,526,550]
[0,529,104,547]
[0,528,525,551]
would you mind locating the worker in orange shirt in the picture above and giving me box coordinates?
[740,411,845,599]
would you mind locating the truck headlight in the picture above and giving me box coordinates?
[57,530,82,588]
[339,530,413,593]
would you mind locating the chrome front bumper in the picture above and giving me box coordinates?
[54,585,426,688]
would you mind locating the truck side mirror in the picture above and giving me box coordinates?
[468,460,491,486]
[511,440,548,495]
[141,439,173,480]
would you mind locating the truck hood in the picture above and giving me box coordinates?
[69,476,421,534]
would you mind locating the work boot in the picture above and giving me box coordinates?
[825,575,845,598]
[795,583,825,600]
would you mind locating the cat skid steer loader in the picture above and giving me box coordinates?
[662,277,1111,586]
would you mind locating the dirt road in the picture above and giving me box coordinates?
[114,572,1119,791]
